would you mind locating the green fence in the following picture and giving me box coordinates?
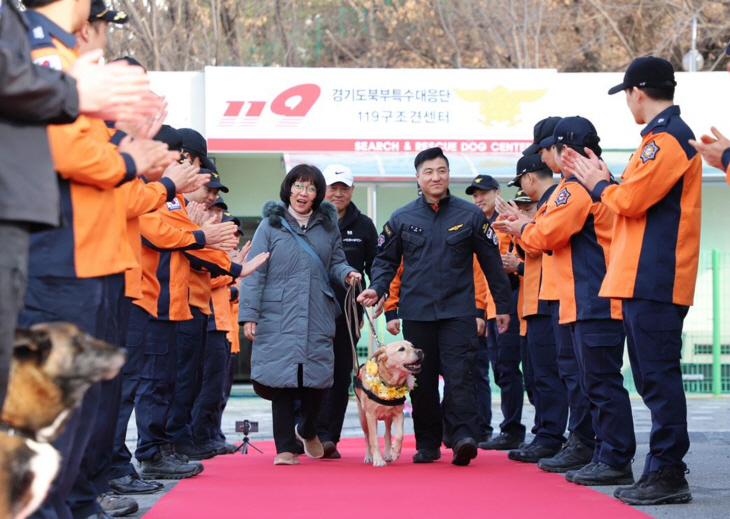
[675,249,730,394]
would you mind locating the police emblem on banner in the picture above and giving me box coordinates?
[555,188,570,206]
[640,140,660,163]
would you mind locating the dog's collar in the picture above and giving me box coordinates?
[353,376,406,407]
[0,421,36,440]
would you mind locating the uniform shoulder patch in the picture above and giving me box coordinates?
[640,140,660,163]
[485,225,499,246]
[33,54,63,71]
[166,199,182,211]
[555,187,571,207]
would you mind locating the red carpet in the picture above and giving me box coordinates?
[145,436,650,519]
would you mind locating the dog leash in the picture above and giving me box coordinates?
[344,284,385,376]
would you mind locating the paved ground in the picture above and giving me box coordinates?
[124,389,730,518]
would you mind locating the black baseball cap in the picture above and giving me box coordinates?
[608,56,677,95]
[552,116,602,157]
[153,125,183,151]
[89,0,128,24]
[508,154,548,187]
[199,168,229,193]
[513,189,533,203]
[212,196,228,211]
[524,116,562,155]
[465,175,500,195]
[179,128,207,157]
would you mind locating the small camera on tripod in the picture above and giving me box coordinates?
[234,420,262,454]
[235,420,258,435]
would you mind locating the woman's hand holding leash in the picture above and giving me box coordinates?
[346,271,362,287]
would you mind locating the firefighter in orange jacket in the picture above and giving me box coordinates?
[18,3,172,517]
[498,117,636,487]
[567,57,700,506]
[468,175,525,451]
[503,153,572,467]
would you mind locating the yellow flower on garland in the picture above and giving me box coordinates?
[366,361,379,376]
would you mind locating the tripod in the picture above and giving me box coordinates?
[234,420,263,454]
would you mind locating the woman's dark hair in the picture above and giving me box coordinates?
[279,164,326,211]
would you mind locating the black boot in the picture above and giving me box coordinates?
[615,466,692,505]
[572,461,634,486]
[508,442,561,463]
[537,433,594,473]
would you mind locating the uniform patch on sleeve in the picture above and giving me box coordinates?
[485,226,499,246]
[377,234,385,247]
[383,223,393,237]
[33,54,63,70]
[166,199,182,211]
[640,140,660,163]
[555,188,571,207]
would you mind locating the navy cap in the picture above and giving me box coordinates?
[465,175,500,195]
[89,0,128,24]
[179,128,208,158]
[513,189,533,203]
[232,217,244,236]
[211,196,228,211]
[524,116,562,155]
[725,41,730,56]
[552,116,601,156]
[153,125,183,151]
[508,154,548,187]
[608,56,676,95]
[199,168,229,193]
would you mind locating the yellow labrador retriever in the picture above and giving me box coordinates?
[354,340,423,467]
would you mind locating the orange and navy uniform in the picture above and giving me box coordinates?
[209,275,235,333]
[514,184,558,320]
[484,215,518,320]
[136,196,205,319]
[228,283,241,354]
[521,177,622,324]
[384,257,487,323]
[590,106,702,306]
[118,177,177,300]
[26,12,137,279]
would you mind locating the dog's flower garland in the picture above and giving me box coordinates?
[362,360,413,400]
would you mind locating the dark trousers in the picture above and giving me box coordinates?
[526,314,568,449]
[214,349,237,442]
[167,307,207,447]
[474,335,493,440]
[486,289,525,438]
[110,303,149,479]
[135,318,178,461]
[0,222,29,411]
[403,316,479,451]
[623,299,690,474]
[572,319,635,467]
[69,276,127,518]
[520,334,538,434]
[192,330,228,444]
[550,302,595,447]
[20,275,105,519]
[271,370,324,454]
[316,317,355,444]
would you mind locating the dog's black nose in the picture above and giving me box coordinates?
[416,349,424,359]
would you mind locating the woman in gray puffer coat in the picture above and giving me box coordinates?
[240,165,360,465]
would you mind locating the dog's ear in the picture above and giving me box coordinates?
[372,346,388,363]
[14,327,52,359]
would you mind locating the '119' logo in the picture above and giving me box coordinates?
[220,84,321,128]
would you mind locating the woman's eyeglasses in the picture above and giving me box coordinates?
[293,182,317,195]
